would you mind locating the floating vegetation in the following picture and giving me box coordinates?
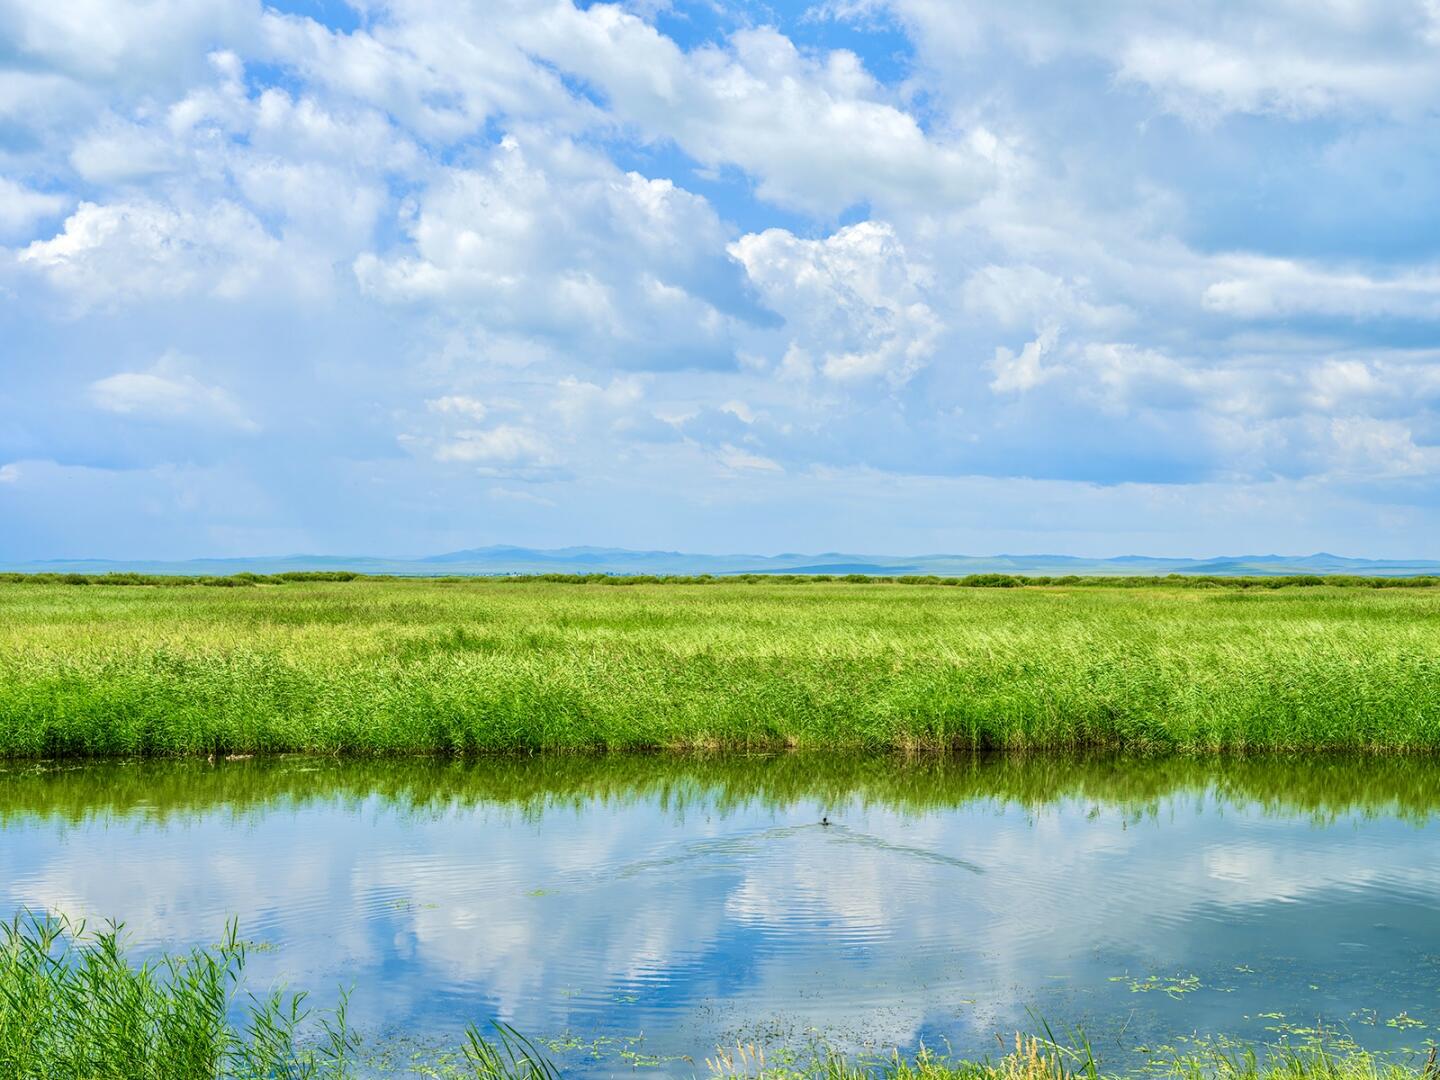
[1113,974,1204,999]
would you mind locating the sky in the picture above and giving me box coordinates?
[3,0,1440,560]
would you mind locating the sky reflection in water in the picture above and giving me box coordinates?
[1,754,1437,1076]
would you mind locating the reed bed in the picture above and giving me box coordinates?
[0,914,356,1079]
[1,579,1439,758]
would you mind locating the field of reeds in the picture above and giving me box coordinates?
[1,578,1439,758]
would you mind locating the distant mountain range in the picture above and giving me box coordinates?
[6,546,1440,578]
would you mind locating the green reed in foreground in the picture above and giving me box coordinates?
[0,913,356,1079]
[2,579,1440,758]
[2,915,1435,1080]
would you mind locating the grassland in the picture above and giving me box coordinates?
[1,578,1439,758]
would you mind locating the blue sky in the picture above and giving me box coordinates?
[3,0,1440,560]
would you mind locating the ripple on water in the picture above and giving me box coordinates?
[2,756,1438,1078]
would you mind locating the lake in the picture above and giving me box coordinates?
[1,754,1437,1075]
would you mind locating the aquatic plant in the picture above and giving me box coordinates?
[2,579,1440,758]
[708,1035,1438,1080]
[0,913,356,1079]
[463,1023,564,1080]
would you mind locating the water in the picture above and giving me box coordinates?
[2,754,1437,1074]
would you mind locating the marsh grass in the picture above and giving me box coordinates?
[2,580,1440,758]
[0,913,356,1079]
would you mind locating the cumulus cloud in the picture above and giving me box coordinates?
[19,200,290,306]
[355,135,762,368]
[990,327,1061,393]
[530,11,997,215]
[5,0,1440,558]
[730,221,941,384]
[258,2,588,143]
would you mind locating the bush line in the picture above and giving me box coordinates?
[3,570,1440,589]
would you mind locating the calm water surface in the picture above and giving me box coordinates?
[1,754,1437,1075]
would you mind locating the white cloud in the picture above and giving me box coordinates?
[258,3,587,143]
[68,123,180,184]
[548,376,647,429]
[530,12,997,214]
[0,0,260,89]
[717,444,782,472]
[5,0,1440,557]
[990,326,1061,393]
[85,357,257,437]
[962,265,1130,332]
[1325,416,1440,479]
[1202,255,1440,321]
[433,425,554,467]
[355,135,748,367]
[19,200,294,305]
[88,357,256,432]
[0,464,19,484]
[426,395,488,421]
[0,179,67,239]
[864,0,1440,121]
[730,221,941,384]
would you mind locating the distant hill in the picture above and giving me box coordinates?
[5,546,1439,578]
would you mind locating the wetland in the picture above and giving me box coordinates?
[3,752,1437,1076]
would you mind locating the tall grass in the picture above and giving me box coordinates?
[0,913,356,1079]
[1,580,1439,758]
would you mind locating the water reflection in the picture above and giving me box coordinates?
[1,753,1437,1075]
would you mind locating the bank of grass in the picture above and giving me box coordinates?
[1,579,1439,758]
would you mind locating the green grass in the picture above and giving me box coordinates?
[3,914,1436,1080]
[2,579,1440,758]
[0,913,358,1079]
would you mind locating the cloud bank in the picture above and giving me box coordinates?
[3,0,1439,558]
